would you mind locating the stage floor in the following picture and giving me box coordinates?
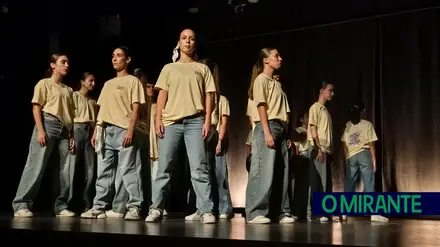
[1,214,440,247]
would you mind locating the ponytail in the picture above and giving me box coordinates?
[247,48,275,100]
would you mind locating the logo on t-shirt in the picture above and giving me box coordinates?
[117,85,125,90]
[348,132,361,146]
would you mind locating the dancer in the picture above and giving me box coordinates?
[185,58,233,220]
[12,53,76,217]
[307,81,337,222]
[71,72,98,212]
[245,48,294,224]
[81,46,146,220]
[341,102,388,222]
[145,29,216,224]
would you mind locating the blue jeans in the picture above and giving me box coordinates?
[92,125,142,211]
[188,127,233,215]
[150,116,214,214]
[112,131,150,214]
[245,120,291,221]
[70,123,95,209]
[12,113,74,214]
[307,147,332,217]
[344,150,375,192]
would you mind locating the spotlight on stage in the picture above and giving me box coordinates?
[248,0,259,3]
[188,7,199,14]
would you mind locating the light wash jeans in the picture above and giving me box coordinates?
[344,150,375,192]
[150,116,214,214]
[70,123,95,209]
[245,120,291,221]
[307,147,332,217]
[112,131,150,213]
[12,112,74,214]
[92,125,142,211]
[188,127,233,215]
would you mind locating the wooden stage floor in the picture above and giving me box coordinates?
[1,214,440,247]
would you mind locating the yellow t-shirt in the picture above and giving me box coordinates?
[72,91,98,124]
[212,95,230,131]
[154,62,217,127]
[294,126,310,153]
[149,103,158,160]
[96,75,146,129]
[252,73,290,123]
[341,119,378,159]
[307,102,333,154]
[32,78,75,131]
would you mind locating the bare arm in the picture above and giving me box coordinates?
[155,90,168,122]
[369,142,376,163]
[310,125,321,149]
[218,116,228,141]
[257,105,271,136]
[32,104,44,132]
[129,103,140,132]
[204,92,214,125]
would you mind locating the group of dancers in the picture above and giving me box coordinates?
[12,28,388,224]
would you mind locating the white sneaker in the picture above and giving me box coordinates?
[341,215,347,221]
[247,215,271,224]
[81,208,106,219]
[201,213,216,224]
[14,209,33,218]
[57,209,75,217]
[163,210,168,216]
[185,212,202,221]
[145,209,161,222]
[332,216,341,222]
[371,215,389,222]
[106,210,125,218]
[279,216,295,224]
[319,216,329,222]
[219,213,233,219]
[124,209,141,220]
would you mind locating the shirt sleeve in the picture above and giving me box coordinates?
[252,76,268,106]
[155,65,170,91]
[31,80,47,106]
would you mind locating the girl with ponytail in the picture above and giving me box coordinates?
[245,48,294,224]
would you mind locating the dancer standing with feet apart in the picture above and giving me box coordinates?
[185,58,233,220]
[245,48,294,224]
[12,53,76,217]
[341,102,388,222]
[145,29,216,224]
[81,46,146,220]
[307,81,337,222]
[71,72,98,212]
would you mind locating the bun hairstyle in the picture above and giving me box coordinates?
[45,53,65,78]
[247,48,275,100]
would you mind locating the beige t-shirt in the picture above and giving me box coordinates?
[73,91,98,124]
[341,119,378,159]
[246,98,259,126]
[307,102,333,154]
[252,73,290,123]
[212,95,230,131]
[96,75,146,129]
[32,78,75,131]
[294,126,310,153]
[154,62,217,127]
[149,103,158,160]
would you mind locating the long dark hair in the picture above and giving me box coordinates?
[44,53,66,78]
[199,58,220,104]
[248,48,275,100]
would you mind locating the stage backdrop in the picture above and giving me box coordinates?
[200,8,440,208]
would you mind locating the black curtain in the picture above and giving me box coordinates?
[201,8,440,208]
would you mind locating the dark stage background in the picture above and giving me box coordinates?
[1,1,439,213]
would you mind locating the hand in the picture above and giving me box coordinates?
[316,149,324,162]
[69,137,75,153]
[202,122,211,139]
[37,130,47,147]
[265,133,275,149]
[155,118,165,139]
[372,159,377,174]
[122,128,134,147]
[287,139,292,149]
[91,132,96,148]
[216,140,222,156]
